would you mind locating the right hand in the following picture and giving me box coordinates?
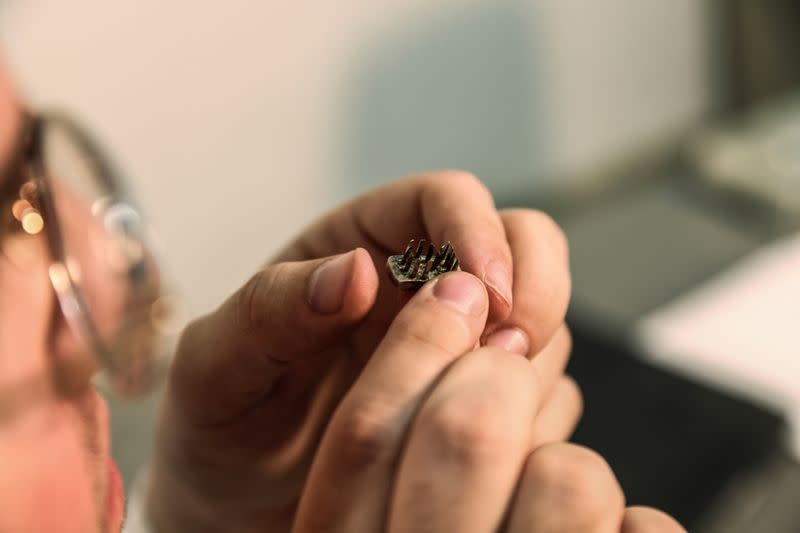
[292,271,684,532]
[147,173,576,532]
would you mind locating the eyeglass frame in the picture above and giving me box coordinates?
[4,110,164,397]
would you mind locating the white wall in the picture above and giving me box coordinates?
[0,0,716,316]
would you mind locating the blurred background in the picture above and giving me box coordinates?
[2,1,798,530]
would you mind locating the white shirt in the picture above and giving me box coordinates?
[121,467,153,533]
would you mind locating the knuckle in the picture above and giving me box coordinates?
[503,208,569,257]
[425,357,530,464]
[430,170,491,200]
[534,210,569,254]
[389,311,467,362]
[232,265,283,332]
[477,346,538,393]
[334,399,398,469]
[525,444,624,519]
[428,397,510,464]
[168,317,218,416]
[437,169,482,187]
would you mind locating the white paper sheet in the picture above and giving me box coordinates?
[637,231,800,456]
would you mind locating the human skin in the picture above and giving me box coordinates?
[144,128,682,532]
[0,60,683,532]
[0,66,125,533]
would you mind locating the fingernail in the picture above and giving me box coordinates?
[484,260,512,307]
[485,327,529,356]
[432,272,485,316]
[308,250,355,314]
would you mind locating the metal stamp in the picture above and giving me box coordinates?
[387,239,460,290]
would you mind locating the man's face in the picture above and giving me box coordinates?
[0,65,125,533]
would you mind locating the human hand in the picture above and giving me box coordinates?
[291,271,683,532]
[147,172,573,531]
[505,441,686,532]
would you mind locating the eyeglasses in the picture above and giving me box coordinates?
[1,111,175,398]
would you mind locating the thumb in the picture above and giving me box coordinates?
[170,247,378,425]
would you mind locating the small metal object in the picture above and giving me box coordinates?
[387,238,460,290]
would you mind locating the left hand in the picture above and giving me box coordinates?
[147,171,572,531]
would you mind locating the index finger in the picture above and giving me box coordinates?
[487,209,571,355]
[356,171,514,322]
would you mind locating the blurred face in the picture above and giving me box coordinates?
[0,66,124,532]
